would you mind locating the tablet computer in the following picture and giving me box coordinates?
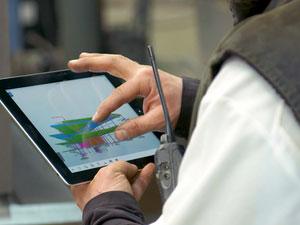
[0,70,160,185]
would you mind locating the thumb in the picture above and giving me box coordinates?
[132,163,156,201]
[111,161,138,179]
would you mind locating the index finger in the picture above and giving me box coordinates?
[92,78,141,122]
[68,54,139,81]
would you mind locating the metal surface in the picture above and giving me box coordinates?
[56,0,103,59]
[0,0,13,196]
[0,0,11,76]
[104,0,150,64]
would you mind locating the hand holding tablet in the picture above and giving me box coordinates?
[71,161,156,210]
[0,70,159,185]
[68,53,183,141]
[0,53,183,185]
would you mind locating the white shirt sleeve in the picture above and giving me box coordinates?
[152,57,300,225]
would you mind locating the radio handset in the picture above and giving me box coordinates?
[147,46,184,203]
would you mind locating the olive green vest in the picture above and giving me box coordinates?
[189,0,300,136]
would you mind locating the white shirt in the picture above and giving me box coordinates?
[152,57,300,225]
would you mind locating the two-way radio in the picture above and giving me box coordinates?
[147,45,185,203]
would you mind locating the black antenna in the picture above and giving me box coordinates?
[147,45,175,143]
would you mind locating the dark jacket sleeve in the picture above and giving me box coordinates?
[175,77,200,138]
[83,191,145,225]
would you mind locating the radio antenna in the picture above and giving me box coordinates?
[147,45,175,143]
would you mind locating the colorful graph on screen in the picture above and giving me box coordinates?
[50,113,126,160]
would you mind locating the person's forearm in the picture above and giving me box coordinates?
[175,77,200,138]
[83,191,145,225]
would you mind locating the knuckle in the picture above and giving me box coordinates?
[98,166,112,178]
[79,52,87,58]
[129,119,143,133]
[111,160,127,172]
[136,66,153,78]
[116,160,127,167]
[80,57,89,64]
[100,57,113,71]
[116,54,124,60]
[138,178,147,189]
[112,86,124,96]
[79,57,93,70]
[96,169,104,178]
[109,56,116,66]
[110,54,123,65]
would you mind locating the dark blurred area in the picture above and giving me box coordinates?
[3,0,233,77]
[7,0,153,75]
[0,0,232,224]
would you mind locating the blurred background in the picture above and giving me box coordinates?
[0,0,232,224]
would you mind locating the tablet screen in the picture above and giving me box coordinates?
[7,76,159,173]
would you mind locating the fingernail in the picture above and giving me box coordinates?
[115,129,128,141]
[80,52,88,57]
[92,112,99,121]
[68,59,79,64]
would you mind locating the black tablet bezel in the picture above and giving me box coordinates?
[0,69,158,185]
